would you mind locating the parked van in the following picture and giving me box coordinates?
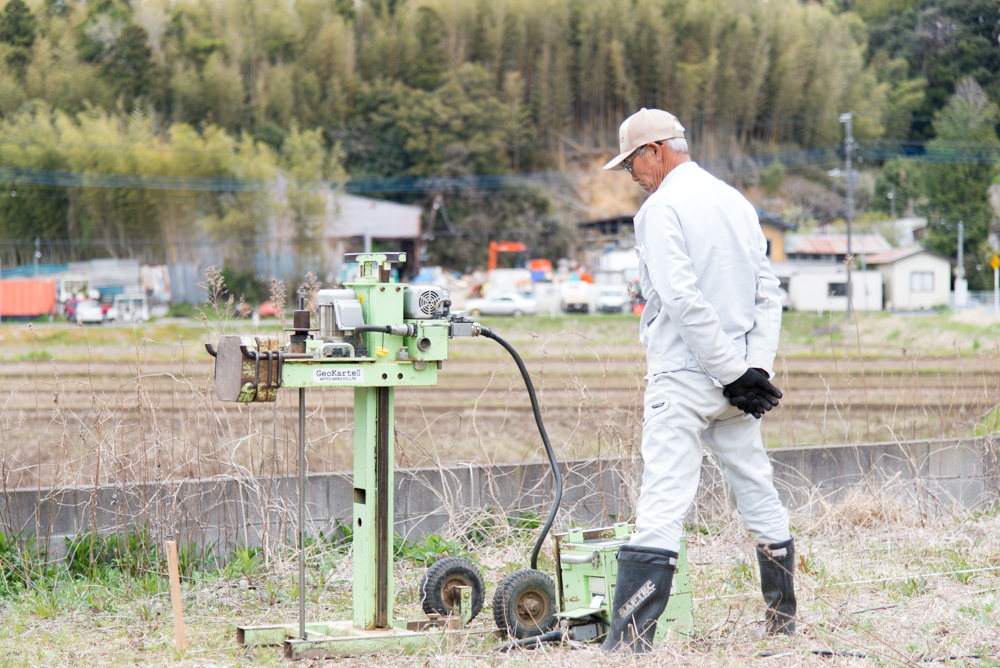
[106,294,150,323]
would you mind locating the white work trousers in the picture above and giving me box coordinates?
[630,370,790,552]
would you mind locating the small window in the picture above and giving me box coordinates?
[828,283,848,297]
[765,239,772,257]
[911,272,934,292]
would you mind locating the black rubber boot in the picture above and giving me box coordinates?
[601,545,677,653]
[756,537,797,635]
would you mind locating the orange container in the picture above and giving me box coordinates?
[0,280,57,317]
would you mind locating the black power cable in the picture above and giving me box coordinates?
[479,327,563,571]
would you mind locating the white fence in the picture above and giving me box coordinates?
[951,290,1000,313]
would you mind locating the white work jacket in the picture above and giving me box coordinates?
[634,161,782,385]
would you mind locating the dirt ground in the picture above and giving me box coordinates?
[1,311,999,489]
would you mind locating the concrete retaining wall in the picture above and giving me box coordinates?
[2,437,996,559]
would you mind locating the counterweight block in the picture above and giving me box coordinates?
[212,334,281,403]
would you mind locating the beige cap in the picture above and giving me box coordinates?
[603,108,686,170]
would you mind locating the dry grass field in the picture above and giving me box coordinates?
[0,310,998,489]
[0,310,999,665]
[0,492,996,667]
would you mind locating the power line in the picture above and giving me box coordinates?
[0,140,995,198]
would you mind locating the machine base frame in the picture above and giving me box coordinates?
[236,585,475,660]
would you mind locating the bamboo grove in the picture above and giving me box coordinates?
[0,0,994,274]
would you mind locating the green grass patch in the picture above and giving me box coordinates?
[0,349,55,362]
[973,405,1000,437]
[0,531,53,595]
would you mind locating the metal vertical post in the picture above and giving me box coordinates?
[352,385,395,630]
[840,113,854,317]
[297,290,308,640]
[375,386,391,628]
[298,387,306,639]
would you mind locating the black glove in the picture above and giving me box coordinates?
[723,368,782,419]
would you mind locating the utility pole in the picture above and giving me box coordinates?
[955,221,968,309]
[957,221,964,274]
[888,188,895,221]
[840,112,854,318]
[355,0,363,78]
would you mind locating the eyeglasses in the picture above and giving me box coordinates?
[623,141,663,175]
[623,150,639,175]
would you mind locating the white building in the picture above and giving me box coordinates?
[866,247,953,311]
[781,264,883,313]
[774,234,891,312]
[891,217,928,247]
[784,234,894,264]
[268,191,424,282]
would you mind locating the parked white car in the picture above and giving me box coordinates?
[596,285,630,313]
[74,300,106,325]
[465,293,538,317]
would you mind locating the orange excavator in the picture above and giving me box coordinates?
[488,240,554,275]
[488,241,528,271]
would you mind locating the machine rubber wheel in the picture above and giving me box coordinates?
[418,557,485,621]
[492,568,557,638]
[512,309,523,318]
[470,309,482,316]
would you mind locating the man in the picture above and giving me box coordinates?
[600,108,796,652]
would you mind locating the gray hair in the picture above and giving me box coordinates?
[665,137,689,153]
[634,137,689,157]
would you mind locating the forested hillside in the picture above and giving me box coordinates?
[0,0,996,277]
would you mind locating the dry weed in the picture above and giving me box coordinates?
[0,486,995,667]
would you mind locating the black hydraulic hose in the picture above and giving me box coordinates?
[355,324,419,337]
[479,327,563,571]
[495,630,563,652]
[354,325,393,334]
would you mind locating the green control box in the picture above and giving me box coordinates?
[553,523,693,643]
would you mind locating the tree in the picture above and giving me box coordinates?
[873,160,919,215]
[920,78,1000,289]
[0,0,37,48]
[412,7,447,90]
[103,24,155,106]
[761,161,786,196]
[424,192,564,271]
[0,106,69,244]
[0,0,37,76]
[866,0,1000,140]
